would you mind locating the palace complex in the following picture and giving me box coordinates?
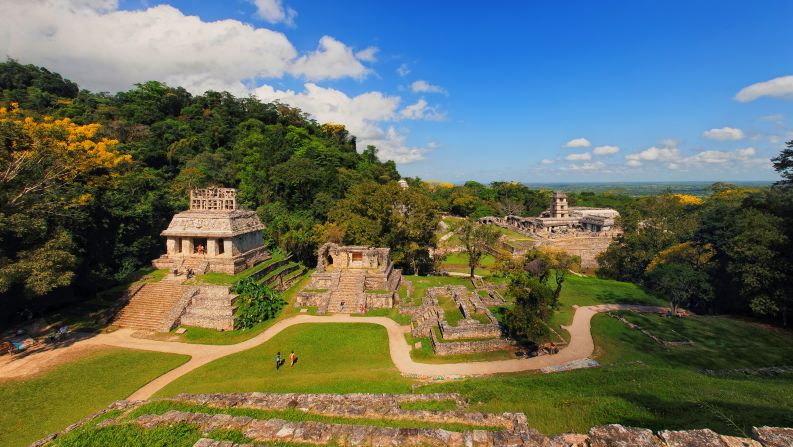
[479,191,621,268]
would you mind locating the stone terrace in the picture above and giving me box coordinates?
[33,393,793,447]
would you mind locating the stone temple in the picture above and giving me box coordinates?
[153,188,269,274]
[296,243,402,314]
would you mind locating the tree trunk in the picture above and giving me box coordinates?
[469,264,475,278]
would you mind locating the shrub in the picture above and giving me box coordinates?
[232,278,285,330]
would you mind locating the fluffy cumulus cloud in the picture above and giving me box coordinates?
[625,143,767,171]
[564,137,591,148]
[0,0,372,94]
[703,126,745,140]
[253,83,439,163]
[252,0,296,26]
[397,63,410,77]
[624,146,680,167]
[399,98,446,121]
[355,46,378,62]
[565,152,591,161]
[410,80,446,94]
[593,145,620,155]
[289,36,370,81]
[735,75,793,102]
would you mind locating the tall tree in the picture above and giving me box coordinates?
[458,220,500,278]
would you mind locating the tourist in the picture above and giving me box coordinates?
[359,303,365,313]
[289,350,296,367]
[186,267,194,279]
[339,301,345,312]
[275,352,282,370]
[197,244,204,255]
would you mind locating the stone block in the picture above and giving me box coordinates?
[588,424,657,447]
[659,428,729,446]
[752,426,793,447]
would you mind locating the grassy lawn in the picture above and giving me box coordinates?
[403,274,474,304]
[188,252,290,286]
[0,348,189,447]
[156,323,412,397]
[352,307,412,325]
[421,311,793,436]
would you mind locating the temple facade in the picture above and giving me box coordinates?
[296,243,402,314]
[152,188,269,274]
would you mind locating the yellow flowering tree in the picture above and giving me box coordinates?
[0,105,130,296]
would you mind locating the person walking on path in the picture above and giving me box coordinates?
[275,352,282,370]
[289,351,296,367]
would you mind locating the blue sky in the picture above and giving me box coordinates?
[4,1,793,182]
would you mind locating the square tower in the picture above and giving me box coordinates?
[551,191,569,218]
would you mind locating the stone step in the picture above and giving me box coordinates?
[183,305,236,318]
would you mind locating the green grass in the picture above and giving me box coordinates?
[421,311,793,436]
[403,275,473,304]
[140,268,168,283]
[398,400,459,411]
[437,295,465,326]
[442,252,496,267]
[352,307,412,325]
[0,348,189,447]
[156,323,412,396]
[188,252,290,286]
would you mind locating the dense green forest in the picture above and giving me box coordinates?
[1,60,791,328]
[0,60,417,320]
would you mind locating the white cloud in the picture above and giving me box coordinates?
[735,75,793,102]
[397,63,410,77]
[703,126,745,141]
[625,146,680,166]
[289,36,370,81]
[561,161,605,172]
[253,83,439,163]
[626,159,643,168]
[685,147,758,165]
[540,159,554,165]
[565,152,592,161]
[0,1,372,93]
[252,0,296,26]
[410,80,446,94]
[593,145,620,155]
[564,137,591,148]
[355,46,378,62]
[399,98,446,121]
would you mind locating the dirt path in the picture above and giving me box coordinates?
[0,304,664,400]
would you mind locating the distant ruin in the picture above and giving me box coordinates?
[296,243,402,314]
[479,191,621,268]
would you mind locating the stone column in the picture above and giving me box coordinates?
[182,237,194,255]
[206,238,219,257]
[223,238,233,257]
[166,237,179,255]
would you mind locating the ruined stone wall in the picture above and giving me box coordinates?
[533,234,614,269]
[430,329,514,355]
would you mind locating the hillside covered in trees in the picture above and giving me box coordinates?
[0,60,427,320]
[1,60,792,328]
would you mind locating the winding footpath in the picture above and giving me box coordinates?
[0,304,664,400]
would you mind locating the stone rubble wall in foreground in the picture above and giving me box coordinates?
[30,393,793,447]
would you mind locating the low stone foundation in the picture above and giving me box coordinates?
[32,393,793,447]
[430,329,515,356]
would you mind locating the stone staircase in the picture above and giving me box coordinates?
[112,282,189,331]
[180,285,237,331]
[325,270,365,313]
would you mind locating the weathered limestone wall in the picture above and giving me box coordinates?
[533,234,614,269]
[32,393,793,447]
[430,329,514,355]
